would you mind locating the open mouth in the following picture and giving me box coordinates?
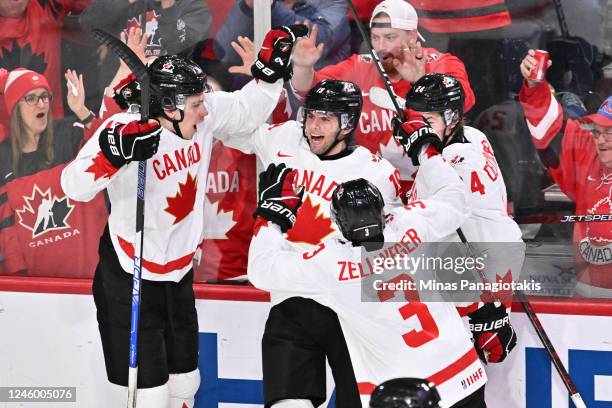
[36,112,45,119]
[309,135,325,145]
[379,51,393,62]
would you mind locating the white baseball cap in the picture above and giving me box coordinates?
[369,0,425,41]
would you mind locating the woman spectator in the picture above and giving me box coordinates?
[0,68,108,277]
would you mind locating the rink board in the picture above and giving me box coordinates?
[0,277,611,408]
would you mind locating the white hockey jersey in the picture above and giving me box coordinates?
[249,153,486,407]
[222,120,403,248]
[410,126,525,311]
[61,79,282,282]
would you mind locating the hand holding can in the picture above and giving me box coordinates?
[520,49,552,86]
[529,50,550,82]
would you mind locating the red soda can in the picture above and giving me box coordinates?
[529,50,550,82]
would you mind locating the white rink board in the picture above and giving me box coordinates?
[0,289,611,407]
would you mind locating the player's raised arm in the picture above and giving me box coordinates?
[248,163,330,294]
[210,25,308,141]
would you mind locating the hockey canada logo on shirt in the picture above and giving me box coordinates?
[126,11,163,56]
[16,185,75,238]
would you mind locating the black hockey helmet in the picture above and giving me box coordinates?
[331,178,385,243]
[148,55,210,117]
[405,73,464,127]
[369,378,442,408]
[302,79,362,132]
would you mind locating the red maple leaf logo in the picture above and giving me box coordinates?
[286,195,335,245]
[165,172,197,224]
[85,151,119,181]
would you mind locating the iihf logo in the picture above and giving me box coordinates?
[16,185,75,238]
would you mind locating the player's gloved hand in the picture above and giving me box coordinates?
[253,163,304,232]
[112,73,141,110]
[251,24,308,83]
[468,303,517,364]
[392,109,442,166]
[99,119,161,168]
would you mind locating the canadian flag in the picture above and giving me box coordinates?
[194,140,257,281]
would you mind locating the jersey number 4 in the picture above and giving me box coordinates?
[470,171,486,195]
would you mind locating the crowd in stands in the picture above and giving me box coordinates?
[0,0,610,297]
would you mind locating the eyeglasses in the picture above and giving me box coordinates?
[591,129,612,141]
[22,93,53,105]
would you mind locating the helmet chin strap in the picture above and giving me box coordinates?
[163,109,185,139]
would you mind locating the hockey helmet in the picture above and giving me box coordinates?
[148,55,210,116]
[369,378,442,408]
[331,178,385,243]
[405,73,464,127]
[302,79,362,131]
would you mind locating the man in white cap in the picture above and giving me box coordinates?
[290,0,475,193]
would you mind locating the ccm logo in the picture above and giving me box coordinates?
[470,316,509,333]
[261,201,296,223]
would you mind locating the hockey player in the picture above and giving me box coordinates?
[289,0,474,191]
[519,50,612,297]
[223,78,403,407]
[369,378,441,408]
[392,73,524,366]
[60,25,304,408]
[248,113,489,407]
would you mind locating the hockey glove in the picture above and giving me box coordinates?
[112,73,141,110]
[253,163,304,232]
[392,110,442,166]
[99,119,161,168]
[251,24,308,83]
[468,303,517,364]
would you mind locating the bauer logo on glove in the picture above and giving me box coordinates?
[253,163,304,232]
[468,303,517,364]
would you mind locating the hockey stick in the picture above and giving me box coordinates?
[345,3,476,261]
[90,28,150,408]
[345,0,405,121]
[552,0,570,38]
[515,290,586,408]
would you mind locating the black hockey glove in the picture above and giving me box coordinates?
[392,109,443,166]
[251,24,308,83]
[99,119,161,168]
[253,163,304,232]
[112,73,141,110]
[468,303,517,364]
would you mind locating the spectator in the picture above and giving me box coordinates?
[519,49,612,298]
[0,68,107,277]
[0,0,89,142]
[214,0,350,70]
[79,0,212,93]
[290,0,474,192]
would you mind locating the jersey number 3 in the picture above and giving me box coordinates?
[378,275,440,348]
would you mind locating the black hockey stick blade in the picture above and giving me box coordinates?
[90,28,151,120]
